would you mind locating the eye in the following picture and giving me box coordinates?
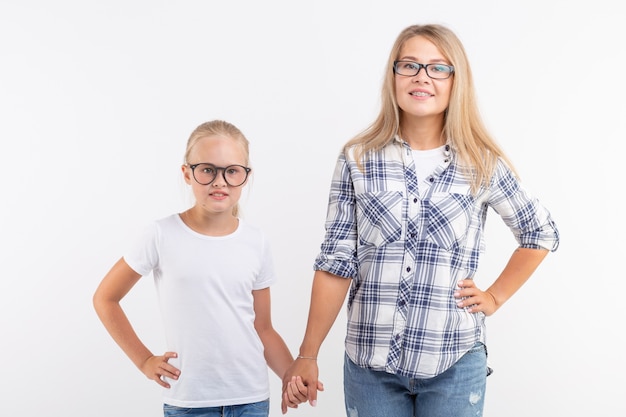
[403,61,420,70]
[201,165,216,174]
[225,166,240,175]
[430,64,451,73]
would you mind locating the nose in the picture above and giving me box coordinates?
[212,168,228,187]
[412,67,430,82]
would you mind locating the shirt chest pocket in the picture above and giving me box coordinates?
[356,191,404,247]
[426,193,474,251]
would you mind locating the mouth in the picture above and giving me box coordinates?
[410,91,433,97]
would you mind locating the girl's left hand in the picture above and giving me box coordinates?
[283,375,308,408]
[454,279,498,316]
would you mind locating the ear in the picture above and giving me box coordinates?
[182,164,193,185]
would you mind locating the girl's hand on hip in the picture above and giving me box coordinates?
[140,351,180,388]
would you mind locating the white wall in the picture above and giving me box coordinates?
[1,1,624,415]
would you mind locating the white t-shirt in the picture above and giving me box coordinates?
[124,214,275,407]
[412,144,450,189]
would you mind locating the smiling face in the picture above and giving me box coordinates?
[183,134,249,217]
[395,35,453,123]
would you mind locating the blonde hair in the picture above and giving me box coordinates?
[346,24,517,193]
[184,120,250,217]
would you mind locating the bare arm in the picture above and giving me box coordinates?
[253,288,307,411]
[253,287,294,379]
[92,257,180,387]
[455,247,549,315]
[281,270,351,413]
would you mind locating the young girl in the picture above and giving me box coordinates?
[94,120,304,416]
[282,24,560,416]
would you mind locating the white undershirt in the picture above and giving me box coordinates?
[412,144,447,187]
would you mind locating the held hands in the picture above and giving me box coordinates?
[454,279,498,316]
[281,359,325,414]
[139,351,180,388]
[282,376,309,410]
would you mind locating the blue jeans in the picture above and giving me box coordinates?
[163,400,269,417]
[343,343,488,417]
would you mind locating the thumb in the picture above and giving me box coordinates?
[317,379,325,392]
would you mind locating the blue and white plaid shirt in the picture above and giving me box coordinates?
[314,137,559,378]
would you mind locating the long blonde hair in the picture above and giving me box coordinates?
[184,120,250,217]
[346,24,517,192]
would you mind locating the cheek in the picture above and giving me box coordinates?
[229,187,244,200]
[440,81,453,101]
[395,80,411,108]
[190,184,206,198]
[394,78,406,95]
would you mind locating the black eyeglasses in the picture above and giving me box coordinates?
[187,163,251,187]
[393,60,455,79]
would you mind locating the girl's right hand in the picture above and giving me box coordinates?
[140,351,180,388]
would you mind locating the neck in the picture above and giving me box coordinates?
[399,115,445,150]
[180,209,238,236]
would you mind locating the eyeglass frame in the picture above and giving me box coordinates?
[187,163,251,187]
[393,60,455,79]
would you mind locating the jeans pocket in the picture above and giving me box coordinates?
[163,404,193,417]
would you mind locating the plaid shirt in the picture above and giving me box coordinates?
[314,137,559,378]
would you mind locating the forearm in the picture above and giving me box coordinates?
[298,270,351,357]
[94,300,153,369]
[259,329,294,379]
[486,247,549,308]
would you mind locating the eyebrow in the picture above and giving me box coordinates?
[398,56,449,64]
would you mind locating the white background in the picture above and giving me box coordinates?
[1,1,624,416]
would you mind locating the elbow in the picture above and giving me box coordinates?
[92,291,104,316]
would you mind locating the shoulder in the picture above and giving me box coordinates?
[342,139,402,162]
[155,213,180,226]
[237,219,268,241]
[151,213,184,234]
[493,157,517,179]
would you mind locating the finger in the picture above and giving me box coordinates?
[457,279,475,289]
[163,351,178,361]
[283,388,300,409]
[317,379,325,392]
[161,363,181,379]
[287,380,306,403]
[293,376,308,396]
[280,392,298,414]
[153,375,171,388]
[307,380,318,407]
[456,295,478,309]
[284,378,302,404]
[467,303,482,313]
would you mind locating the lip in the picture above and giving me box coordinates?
[409,89,434,98]
[209,191,229,200]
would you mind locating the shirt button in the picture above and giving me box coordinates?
[413,198,418,203]
[429,177,434,183]
[406,266,411,272]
